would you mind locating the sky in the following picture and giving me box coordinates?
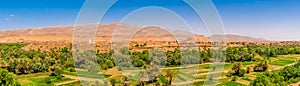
[0,0,300,41]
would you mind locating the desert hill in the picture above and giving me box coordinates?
[0,23,265,43]
[210,34,266,42]
[0,23,196,43]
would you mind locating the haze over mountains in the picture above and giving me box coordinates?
[0,23,266,43]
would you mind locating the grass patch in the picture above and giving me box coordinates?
[21,76,72,86]
[163,65,181,68]
[158,74,168,84]
[218,78,232,85]
[242,61,254,66]
[241,77,252,81]
[199,64,211,69]
[16,73,46,78]
[269,59,295,66]
[63,70,78,76]
[77,70,111,78]
[197,70,209,74]
[192,81,204,86]
[200,64,231,69]
[226,81,245,86]
[217,81,245,86]
[29,76,71,83]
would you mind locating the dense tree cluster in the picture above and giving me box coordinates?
[113,47,211,68]
[251,60,300,86]
[0,68,20,86]
[1,43,299,71]
[74,50,115,72]
[3,43,299,74]
[227,62,247,77]
[0,43,73,75]
[226,45,300,62]
[253,60,268,72]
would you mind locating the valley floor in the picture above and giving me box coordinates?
[16,54,300,86]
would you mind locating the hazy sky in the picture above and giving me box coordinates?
[0,0,300,41]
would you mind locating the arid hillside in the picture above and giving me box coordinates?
[0,23,266,43]
[0,23,199,43]
[211,34,266,42]
[0,23,268,52]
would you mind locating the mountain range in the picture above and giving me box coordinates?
[0,23,266,43]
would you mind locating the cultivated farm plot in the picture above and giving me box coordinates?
[269,59,295,66]
[173,55,300,86]
[17,74,73,86]
[217,55,300,86]
[269,55,300,66]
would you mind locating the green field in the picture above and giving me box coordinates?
[20,76,72,86]
[217,81,245,86]
[269,60,295,66]
[216,55,300,85]
[77,70,111,78]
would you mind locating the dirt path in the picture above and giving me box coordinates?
[195,70,229,76]
[54,74,79,86]
[61,74,79,79]
[289,82,300,86]
[172,79,206,85]
[54,79,79,86]
[61,74,107,81]
[54,74,111,86]
[172,77,223,85]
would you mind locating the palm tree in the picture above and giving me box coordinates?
[165,70,177,85]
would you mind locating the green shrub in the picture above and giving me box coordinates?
[232,76,238,81]
[54,68,63,77]
[219,81,245,86]
[238,69,246,77]
[253,61,268,72]
[69,68,76,72]
[0,68,20,86]
[241,77,252,81]
[44,77,52,84]
[226,70,234,77]
[110,79,117,86]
